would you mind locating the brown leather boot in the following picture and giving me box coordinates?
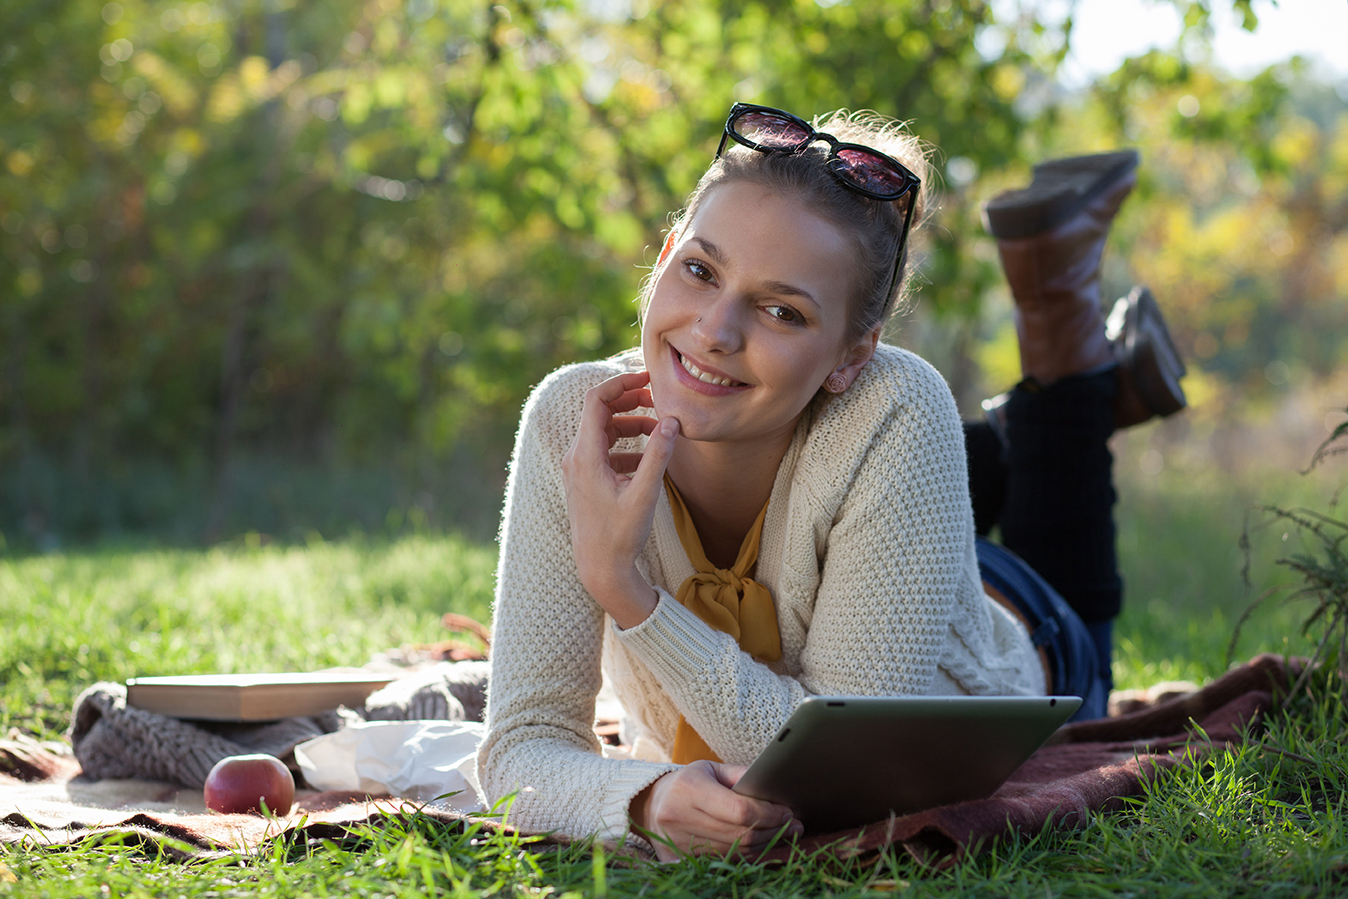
[1106,285,1188,427]
[982,285,1189,435]
[984,150,1139,386]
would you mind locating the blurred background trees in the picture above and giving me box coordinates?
[2,0,1345,548]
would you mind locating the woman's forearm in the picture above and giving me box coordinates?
[481,362,679,842]
[561,370,679,628]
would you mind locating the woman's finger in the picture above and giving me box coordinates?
[709,764,750,788]
[712,806,800,857]
[605,386,654,416]
[574,374,655,460]
[637,761,799,862]
[584,372,654,416]
[731,820,802,856]
[586,371,652,406]
[573,399,625,465]
[698,791,792,834]
[696,763,795,836]
[577,381,650,455]
[629,416,680,495]
[607,415,657,442]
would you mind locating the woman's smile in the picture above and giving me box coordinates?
[641,180,863,448]
[672,346,750,392]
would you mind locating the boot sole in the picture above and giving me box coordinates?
[983,150,1140,240]
[1106,285,1187,422]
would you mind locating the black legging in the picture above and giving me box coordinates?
[964,371,1121,683]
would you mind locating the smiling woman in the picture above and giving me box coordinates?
[644,182,862,451]
[474,103,1184,861]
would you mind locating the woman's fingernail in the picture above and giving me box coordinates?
[661,418,680,438]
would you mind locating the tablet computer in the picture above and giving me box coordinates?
[731,694,1081,833]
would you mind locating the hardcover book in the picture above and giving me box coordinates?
[125,672,395,721]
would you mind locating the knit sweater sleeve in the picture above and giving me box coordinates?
[614,347,977,764]
[476,361,677,843]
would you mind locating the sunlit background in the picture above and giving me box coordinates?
[1049,0,1347,84]
[2,0,1345,549]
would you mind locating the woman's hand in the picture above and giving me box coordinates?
[561,370,680,629]
[630,762,801,861]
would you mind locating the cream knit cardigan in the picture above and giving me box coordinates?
[477,343,1044,846]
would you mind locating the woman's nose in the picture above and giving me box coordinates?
[690,295,745,354]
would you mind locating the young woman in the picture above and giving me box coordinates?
[476,104,1185,860]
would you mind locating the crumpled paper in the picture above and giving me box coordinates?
[294,720,485,812]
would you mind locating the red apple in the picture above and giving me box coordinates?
[203,754,295,816]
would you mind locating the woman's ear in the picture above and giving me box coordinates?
[830,325,882,391]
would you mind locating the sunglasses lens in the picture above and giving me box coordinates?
[734,110,812,150]
[835,148,914,199]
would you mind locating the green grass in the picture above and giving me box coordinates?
[0,534,496,741]
[1112,459,1343,688]
[2,466,1346,898]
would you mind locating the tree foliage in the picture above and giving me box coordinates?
[1,0,1344,542]
[1082,53,1348,426]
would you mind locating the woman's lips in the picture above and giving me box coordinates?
[670,346,750,396]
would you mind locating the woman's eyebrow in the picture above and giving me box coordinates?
[763,279,820,310]
[687,237,820,310]
[688,236,728,267]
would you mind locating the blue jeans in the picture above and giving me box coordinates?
[977,535,1110,721]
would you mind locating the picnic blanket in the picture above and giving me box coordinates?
[0,654,1301,867]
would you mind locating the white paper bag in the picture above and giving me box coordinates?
[294,720,486,812]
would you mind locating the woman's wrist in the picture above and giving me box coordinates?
[585,565,659,629]
[629,777,659,835]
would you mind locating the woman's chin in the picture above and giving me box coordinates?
[651,403,711,442]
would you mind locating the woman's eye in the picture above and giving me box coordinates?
[765,304,802,324]
[685,259,714,282]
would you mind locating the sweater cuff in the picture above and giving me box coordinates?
[614,589,732,693]
[597,759,679,852]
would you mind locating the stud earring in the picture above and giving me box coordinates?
[825,373,848,394]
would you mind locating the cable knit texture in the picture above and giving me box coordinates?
[70,683,339,787]
[478,343,1045,846]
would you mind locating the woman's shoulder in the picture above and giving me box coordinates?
[793,342,962,501]
[816,341,959,433]
[520,349,644,426]
[853,342,956,409]
[507,349,644,474]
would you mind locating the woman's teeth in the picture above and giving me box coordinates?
[680,354,738,387]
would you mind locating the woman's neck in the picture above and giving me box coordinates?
[664,430,795,570]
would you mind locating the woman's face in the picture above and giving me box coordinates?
[641,180,873,448]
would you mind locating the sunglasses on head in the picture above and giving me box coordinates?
[716,102,921,303]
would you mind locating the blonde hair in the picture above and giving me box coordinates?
[642,109,933,343]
